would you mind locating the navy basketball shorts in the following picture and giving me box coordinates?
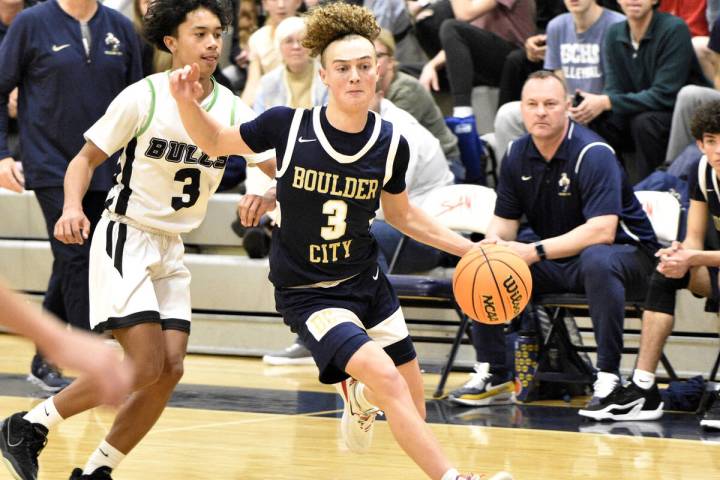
[274,265,417,384]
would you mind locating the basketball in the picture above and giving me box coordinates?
[452,244,533,324]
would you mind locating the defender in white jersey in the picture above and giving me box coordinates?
[0,2,272,480]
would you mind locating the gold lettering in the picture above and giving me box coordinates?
[320,243,329,263]
[292,166,305,189]
[304,169,318,191]
[366,180,378,199]
[342,239,352,258]
[309,244,321,263]
[343,178,358,198]
[317,172,331,194]
[329,242,340,262]
[356,179,368,200]
[330,174,343,196]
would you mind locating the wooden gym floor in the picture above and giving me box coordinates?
[0,333,718,480]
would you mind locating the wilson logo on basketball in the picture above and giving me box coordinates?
[482,295,498,323]
[503,276,523,315]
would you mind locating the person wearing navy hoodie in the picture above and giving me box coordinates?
[0,0,142,392]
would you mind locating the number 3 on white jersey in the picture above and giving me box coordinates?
[320,200,347,240]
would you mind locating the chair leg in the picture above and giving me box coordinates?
[433,310,471,399]
[710,350,720,382]
[659,353,678,381]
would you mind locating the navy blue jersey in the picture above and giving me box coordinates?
[0,0,142,191]
[496,121,659,250]
[240,106,410,287]
[692,156,720,234]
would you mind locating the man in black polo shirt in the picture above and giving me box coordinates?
[448,70,659,412]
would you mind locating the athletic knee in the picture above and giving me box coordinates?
[133,354,165,389]
[160,354,185,386]
[367,367,409,405]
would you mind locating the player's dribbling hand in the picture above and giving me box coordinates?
[169,64,204,105]
[54,207,90,245]
[238,187,276,227]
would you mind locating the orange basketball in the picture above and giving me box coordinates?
[452,244,533,324]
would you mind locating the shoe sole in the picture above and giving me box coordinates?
[700,419,720,430]
[489,472,513,480]
[0,421,26,480]
[261,356,315,366]
[578,401,664,421]
[26,374,67,393]
[448,392,514,407]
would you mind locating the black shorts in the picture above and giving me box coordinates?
[644,266,719,315]
[274,265,416,384]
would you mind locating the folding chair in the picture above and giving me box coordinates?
[531,190,683,393]
[387,184,496,398]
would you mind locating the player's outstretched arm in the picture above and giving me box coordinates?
[170,64,255,157]
[55,141,108,245]
[381,190,474,257]
[0,281,133,406]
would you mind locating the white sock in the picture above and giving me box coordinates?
[632,369,655,390]
[452,106,474,118]
[83,440,125,474]
[441,468,460,480]
[23,397,64,429]
[354,382,378,412]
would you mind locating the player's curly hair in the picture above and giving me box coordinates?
[143,0,233,53]
[690,100,720,140]
[302,2,380,64]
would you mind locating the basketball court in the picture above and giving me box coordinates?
[0,333,717,480]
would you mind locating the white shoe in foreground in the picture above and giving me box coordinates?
[457,472,513,480]
[335,378,380,453]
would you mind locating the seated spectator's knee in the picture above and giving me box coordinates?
[439,18,464,43]
[579,245,614,277]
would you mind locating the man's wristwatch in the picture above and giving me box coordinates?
[533,241,547,260]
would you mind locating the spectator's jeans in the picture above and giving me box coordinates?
[34,187,107,330]
[371,219,445,274]
[590,110,673,184]
[439,19,517,107]
[666,85,720,164]
[472,243,654,373]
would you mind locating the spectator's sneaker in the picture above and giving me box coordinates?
[334,378,381,453]
[262,341,314,366]
[69,467,113,479]
[28,354,71,393]
[701,392,720,430]
[579,381,664,421]
[584,371,621,409]
[0,412,48,480]
[447,363,514,407]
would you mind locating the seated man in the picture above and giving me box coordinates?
[579,100,720,429]
[448,71,658,409]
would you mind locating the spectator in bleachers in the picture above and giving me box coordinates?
[578,101,720,429]
[374,29,463,178]
[419,0,535,114]
[0,0,143,392]
[132,0,172,75]
[665,14,720,164]
[493,0,624,160]
[370,90,455,274]
[253,16,328,112]
[569,0,708,183]
[448,71,658,411]
[241,0,302,105]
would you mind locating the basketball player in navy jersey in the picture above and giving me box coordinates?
[170,3,511,480]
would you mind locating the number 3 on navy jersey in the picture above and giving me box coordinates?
[320,200,347,240]
[172,168,201,211]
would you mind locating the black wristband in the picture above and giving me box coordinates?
[534,241,547,260]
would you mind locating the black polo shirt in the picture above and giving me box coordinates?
[495,121,659,250]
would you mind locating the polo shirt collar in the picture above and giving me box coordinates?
[616,10,659,46]
[527,120,576,164]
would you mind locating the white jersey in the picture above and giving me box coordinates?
[85,72,269,234]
